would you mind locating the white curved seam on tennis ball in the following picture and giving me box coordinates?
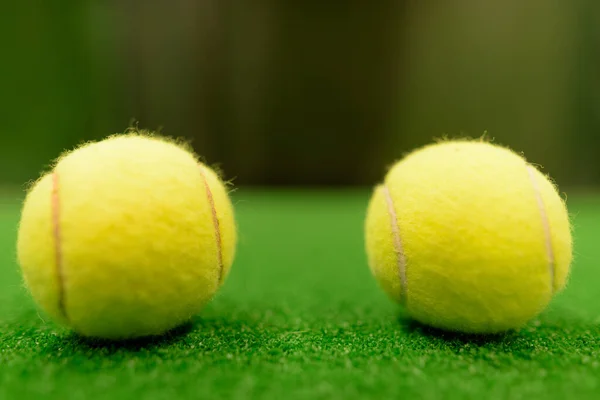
[527,165,556,293]
[383,185,407,304]
[199,166,224,285]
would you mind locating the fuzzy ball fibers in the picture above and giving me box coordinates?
[17,134,236,339]
[365,140,572,333]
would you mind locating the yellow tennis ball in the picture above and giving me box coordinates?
[365,140,573,334]
[17,133,236,339]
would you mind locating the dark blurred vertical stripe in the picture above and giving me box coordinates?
[226,1,404,185]
[0,1,93,183]
[394,0,575,185]
[118,0,223,155]
[570,0,600,185]
[187,0,404,185]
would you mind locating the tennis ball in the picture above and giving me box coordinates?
[365,140,572,333]
[17,133,236,339]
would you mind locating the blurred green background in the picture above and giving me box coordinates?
[1,0,598,187]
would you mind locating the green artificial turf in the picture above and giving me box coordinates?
[1,190,599,399]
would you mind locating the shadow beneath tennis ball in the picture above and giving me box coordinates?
[399,316,514,346]
[38,314,272,360]
[63,321,195,352]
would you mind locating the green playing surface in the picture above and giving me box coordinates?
[1,190,599,399]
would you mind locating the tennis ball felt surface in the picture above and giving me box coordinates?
[365,140,573,334]
[17,134,236,339]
